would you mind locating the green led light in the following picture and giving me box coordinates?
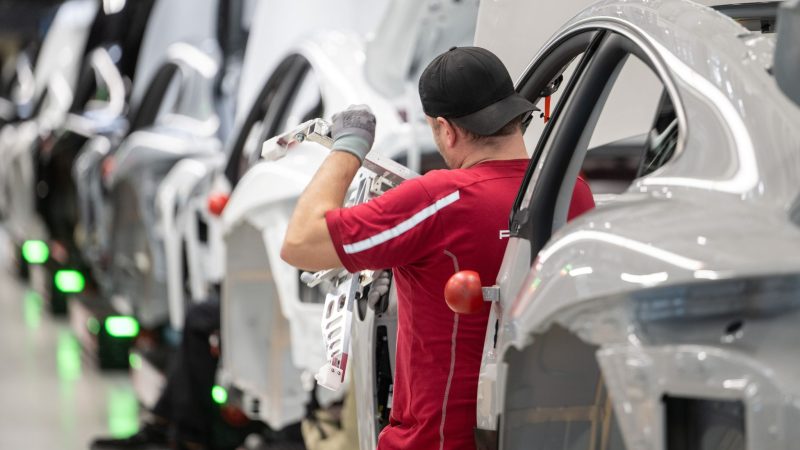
[54,270,85,293]
[87,317,100,335]
[104,316,139,338]
[129,353,142,370]
[22,240,49,264]
[211,385,228,405]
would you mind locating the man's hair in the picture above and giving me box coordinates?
[434,113,526,144]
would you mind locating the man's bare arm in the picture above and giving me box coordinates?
[281,105,376,271]
[280,150,361,271]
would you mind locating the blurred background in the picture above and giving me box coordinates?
[1,0,794,449]
[0,0,465,448]
[0,1,252,448]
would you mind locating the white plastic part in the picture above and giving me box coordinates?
[316,273,359,390]
[304,138,418,391]
[258,119,420,393]
[315,363,345,391]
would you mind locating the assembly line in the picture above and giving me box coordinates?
[1,0,799,449]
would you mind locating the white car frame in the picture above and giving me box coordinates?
[0,0,97,244]
[71,0,225,327]
[214,0,479,437]
[154,0,393,332]
[460,1,800,448]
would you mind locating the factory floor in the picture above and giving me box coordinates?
[0,230,140,450]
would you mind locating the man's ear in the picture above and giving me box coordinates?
[436,117,457,149]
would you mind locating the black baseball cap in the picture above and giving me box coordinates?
[419,46,537,136]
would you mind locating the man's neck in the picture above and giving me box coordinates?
[458,134,528,169]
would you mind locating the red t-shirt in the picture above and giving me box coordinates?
[326,159,594,450]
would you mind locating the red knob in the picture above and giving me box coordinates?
[444,270,485,314]
[207,193,229,216]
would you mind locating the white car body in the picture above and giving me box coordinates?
[102,42,222,327]
[218,30,406,432]
[0,0,97,243]
[70,0,224,326]
[154,0,391,332]
[466,0,800,448]
[214,0,480,435]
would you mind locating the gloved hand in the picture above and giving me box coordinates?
[367,270,391,309]
[331,105,376,163]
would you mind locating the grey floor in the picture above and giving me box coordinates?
[0,232,140,450]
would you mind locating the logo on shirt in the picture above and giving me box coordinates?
[499,230,511,239]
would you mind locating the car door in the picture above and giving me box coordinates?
[481,29,683,449]
[494,6,790,448]
[220,52,333,430]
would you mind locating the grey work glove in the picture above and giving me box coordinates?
[367,270,391,309]
[331,105,376,163]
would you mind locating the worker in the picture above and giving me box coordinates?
[281,46,594,449]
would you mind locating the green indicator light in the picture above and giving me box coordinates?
[211,385,228,405]
[87,317,100,335]
[104,316,139,338]
[54,270,85,293]
[22,240,49,264]
[129,353,142,370]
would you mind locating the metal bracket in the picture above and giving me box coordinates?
[482,286,500,303]
[369,175,395,196]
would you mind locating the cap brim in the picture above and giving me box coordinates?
[450,93,538,136]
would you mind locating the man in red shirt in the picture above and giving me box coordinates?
[282,47,594,449]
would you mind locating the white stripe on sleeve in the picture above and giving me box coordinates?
[342,190,460,255]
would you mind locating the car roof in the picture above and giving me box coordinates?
[544,0,800,209]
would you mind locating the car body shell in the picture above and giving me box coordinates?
[218,30,411,431]
[101,42,222,327]
[0,0,97,243]
[470,0,800,447]
[154,0,392,331]
[69,0,223,325]
[216,0,479,438]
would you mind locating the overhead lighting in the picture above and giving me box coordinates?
[54,270,85,293]
[22,240,49,264]
[212,385,228,405]
[105,316,139,338]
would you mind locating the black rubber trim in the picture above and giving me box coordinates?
[510,30,605,237]
[224,54,311,184]
[524,33,632,257]
[129,62,180,132]
[714,1,779,21]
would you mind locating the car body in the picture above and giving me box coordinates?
[463,1,800,448]
[214,0,479,438]
[0,51,37,215]
[153,0,391,332]
[0,0,97,245]
[33,0,156,275]
[68,0,242,329]
[102,42,222,327]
